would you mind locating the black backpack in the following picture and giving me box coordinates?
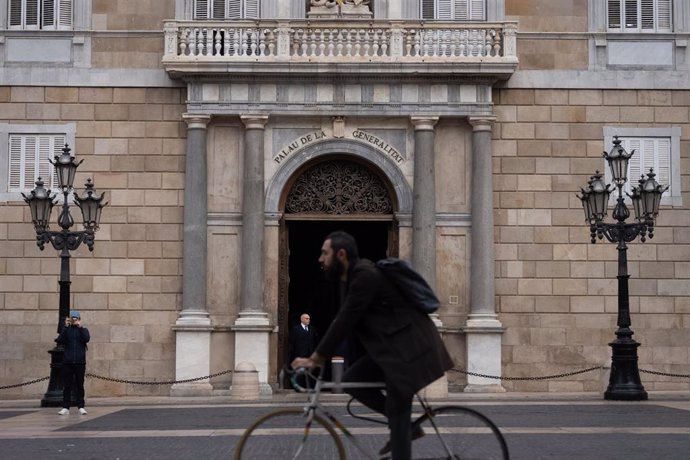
[375,258,440,314]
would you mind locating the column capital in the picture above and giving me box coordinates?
[410,116,439,131]
[468,116,497,132]
[240,115,269,130]
[182,113,211,129]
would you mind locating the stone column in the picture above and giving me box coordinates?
[465,116,504,393]
[232,115,273,395]
[410,116,439,289]
[411,116,446,397]
[172,114,213,396]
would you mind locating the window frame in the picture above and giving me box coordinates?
[606,0,673,33]
[192,0,260,20]
[0,123,76,202]
[603,126,682,207]
[8,0,72,30]
[420,0,487,21]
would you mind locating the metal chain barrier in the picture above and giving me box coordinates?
[452,365,605,381]
[3,365,689,390]
[85,369,234,386]
[0,376,50,390]
[640,368,690,378]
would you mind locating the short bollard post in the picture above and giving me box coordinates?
[331,356,344,394]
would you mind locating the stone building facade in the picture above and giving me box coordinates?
[0,0,688,398]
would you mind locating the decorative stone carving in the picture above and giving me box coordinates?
[308,0,373,19]
[285,160,392,214]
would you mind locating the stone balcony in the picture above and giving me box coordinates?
[162,19,518,80]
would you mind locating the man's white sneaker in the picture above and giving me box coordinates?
[58,408,69,415]
[78,408,88,415]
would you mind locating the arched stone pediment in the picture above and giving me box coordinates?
[265,139,412,215]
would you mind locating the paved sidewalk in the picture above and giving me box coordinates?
[1,391,690,459]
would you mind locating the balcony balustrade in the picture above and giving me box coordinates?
[163,19,517,78]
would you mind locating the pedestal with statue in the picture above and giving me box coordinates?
[308,0,373,19]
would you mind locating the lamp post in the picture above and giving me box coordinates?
[577,136,667,401]
[22,145,106,407]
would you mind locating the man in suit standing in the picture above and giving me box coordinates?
[292,231,453,459]
[290,313,317,361]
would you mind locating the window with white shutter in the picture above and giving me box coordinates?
[603,127,682,207]
[7,133,64,192]
[421,0,486,20]
[8,0,72,29]
[194,0,259,19]
[607,0,673,32]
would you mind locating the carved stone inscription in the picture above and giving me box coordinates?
[273,129,404,165]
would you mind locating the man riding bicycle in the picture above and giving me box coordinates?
[292,231,453,459]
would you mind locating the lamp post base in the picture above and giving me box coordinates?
[40,346,64,407]
[604,339,648,401]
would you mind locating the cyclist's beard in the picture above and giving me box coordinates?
[324,258,344,281]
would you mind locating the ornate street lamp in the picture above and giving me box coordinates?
[22,144,107,407]
[577,136,667,401]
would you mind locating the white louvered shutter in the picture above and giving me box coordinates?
[437,0,452,20]
[42,0,55,28]
[454,0,469,20]
[608,0,622,30]
[25,0,40,28]
[624,0,638,29]
[23,136,38,191]
[640,0,655,30]
[244,0,259,19]
[8,134,63,192]
[211,0,224,19]
[9,0,23,27]
[37,136,53,187]
[58,0,72,28]
[228,0,241,19]
[8,136,23,191]
[655,138,671,194]
[657,0,672,31]
[195,0,209,19]
[621,137,671,197]
[469,0,485,20]
[421,0,434,19]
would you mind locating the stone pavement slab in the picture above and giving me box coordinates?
[1,393,690,459]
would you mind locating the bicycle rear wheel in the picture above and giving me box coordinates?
[412,405,509,460]
[234,408,346,460]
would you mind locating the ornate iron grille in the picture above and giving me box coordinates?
[285,160,393,214]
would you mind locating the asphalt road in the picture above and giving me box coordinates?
[1,398,690,459]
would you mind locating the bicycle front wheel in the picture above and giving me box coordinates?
[413,405,509,460]
[234,408,346,460]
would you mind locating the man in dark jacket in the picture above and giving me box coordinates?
[292,231,453,459]
[289,313,318,361]
[56,310,90,415]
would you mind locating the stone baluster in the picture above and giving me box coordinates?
[172,114,213,396]
[465,116,504,393]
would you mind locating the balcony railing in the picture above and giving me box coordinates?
[163,19,517,77]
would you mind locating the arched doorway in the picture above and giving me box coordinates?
[277,157,399,380]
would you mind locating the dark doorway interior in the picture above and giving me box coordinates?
[284,220,390,367]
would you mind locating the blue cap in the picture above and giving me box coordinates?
[70,311,81,319]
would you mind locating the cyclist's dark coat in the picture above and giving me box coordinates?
[315,259,453,397]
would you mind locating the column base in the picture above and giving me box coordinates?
[463,315,505,393]
[232,312,273,394]
[172,311,213,396]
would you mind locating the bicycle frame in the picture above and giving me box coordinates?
[295,371,382,460]
[290,368,457,460]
